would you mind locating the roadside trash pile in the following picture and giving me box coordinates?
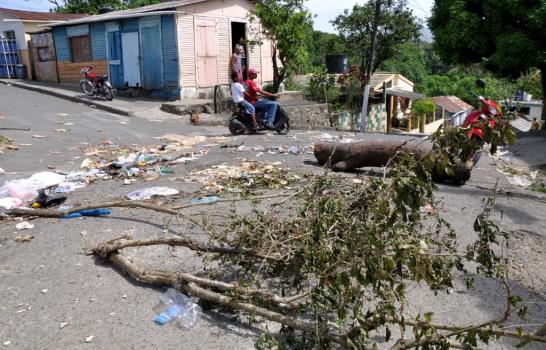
[184,161,303,194]
[491,146,543,189]
[126,187,180,201]
[78,141,207,182]
[234,144,314,157]
[153,288,201,329]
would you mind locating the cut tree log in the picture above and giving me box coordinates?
[314,140,473,185]
[314,140,432,171]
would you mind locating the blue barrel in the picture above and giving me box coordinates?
[325,55,347,74]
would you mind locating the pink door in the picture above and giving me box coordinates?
[196,19,218,87]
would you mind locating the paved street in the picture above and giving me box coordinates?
[1,86,545,349]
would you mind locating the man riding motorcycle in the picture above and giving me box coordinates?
[244,68,278,128]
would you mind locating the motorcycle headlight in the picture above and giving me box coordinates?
[489,106,497,116]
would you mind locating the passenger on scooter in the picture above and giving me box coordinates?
[231,72,257,130]
[244,68,278,128]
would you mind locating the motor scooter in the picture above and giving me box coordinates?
[229,97,290,135]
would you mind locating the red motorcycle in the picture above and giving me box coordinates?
[80,66,114,101]
[462,79,502,141]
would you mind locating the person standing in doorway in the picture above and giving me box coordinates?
[231,46,245,84]
[244,68,278,128]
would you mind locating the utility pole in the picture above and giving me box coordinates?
[360,0,382,133]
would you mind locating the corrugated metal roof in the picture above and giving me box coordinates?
[386,88,423,100]
[47,0,206,26]
[0,7,84,21]
[432,96,473,113]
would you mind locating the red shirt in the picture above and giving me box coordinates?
[244,79,260,105]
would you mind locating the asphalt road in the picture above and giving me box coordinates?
[0,86,545,349]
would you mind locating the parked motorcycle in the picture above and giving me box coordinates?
[80,66,114,101]
[229,98,290,135]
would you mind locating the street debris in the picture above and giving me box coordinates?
[507,174,534,187]
[184,161,302,194]
[15,221,34,230]
[190,196,220,204]
[40,289,48,294]
[84,335,95,343]
[155,134,207,147]
[126,187,180,201]
[14,234,34,243]
[0,172,65,208]
[234,144,314,156]
[60,322,69,329]
[31,135,46,139]
[61,208,111,219]
[153,288,201,329]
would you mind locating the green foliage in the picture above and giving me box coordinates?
[417,71,515,105]
[305,30,347,71]
[378,41,429,84]
[412,98,435,116]
[249,0,313,92]
[332,0,422,74]
[337,65,364,111]
[307,71,339,104]
[429,0,545,115]
[516,70,543,99]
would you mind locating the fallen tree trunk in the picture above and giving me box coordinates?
[314,140,432,171]
[314,140,473,185]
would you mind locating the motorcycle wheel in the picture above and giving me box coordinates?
[103,86,114,101]
[276,120,290,135]
[229,119,247,135]
[80,80,95,96]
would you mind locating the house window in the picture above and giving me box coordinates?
[37,46,53,62]
[4,30,16,40]
[70,35,92,63]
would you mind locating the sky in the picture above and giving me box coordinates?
[1,0,433,34]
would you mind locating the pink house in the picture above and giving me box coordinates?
[174,0,276,98]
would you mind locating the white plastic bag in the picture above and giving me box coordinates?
[126,187,179,201]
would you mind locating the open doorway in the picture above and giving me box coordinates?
[231,21,247,78]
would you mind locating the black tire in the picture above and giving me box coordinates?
[80,80,95,96]
[103,86,114,101]
[229,119,247,135]
[276,119,290,135]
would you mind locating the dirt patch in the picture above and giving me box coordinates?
[508,230,546,296]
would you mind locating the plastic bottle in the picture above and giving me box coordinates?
[153,288,201,329]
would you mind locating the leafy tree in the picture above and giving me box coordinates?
[305,30,347,71]
[331,0,421,79]
[249,0,313,92]
[378,41,428,84]
[429,0,546,121]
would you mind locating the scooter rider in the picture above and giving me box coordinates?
[244,68,278,128]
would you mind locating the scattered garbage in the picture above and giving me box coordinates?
[0,172,65,208]
[15,234,33,242]
[54,182,87,193]
[153,288,201,329]
[507,175,533,188]
[61,208,111,219]
[126,187,180,201]
[60,322,69,329]
[32,135,46,139]
[184,161,302,194]
[84,335,95,343]
[234,144,314,156]
[15,221,34,230]
[156,134,207,147]
[190,196,220,204]
[32,190,67,208]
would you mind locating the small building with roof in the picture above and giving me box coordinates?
[0,7,83,78]
[47,0,276,100]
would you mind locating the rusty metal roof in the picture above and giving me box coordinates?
[0,7,84,21]
[432,96,473,113]
[47,0,207,27]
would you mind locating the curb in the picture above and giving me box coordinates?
[0,80,134,117]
